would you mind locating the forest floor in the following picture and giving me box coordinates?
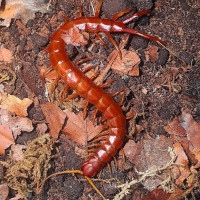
[0,0,200,200]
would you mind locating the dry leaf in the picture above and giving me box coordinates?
[0,123,14,155]
[111,49,140,76]
[0,109,33,139]
[149,46,159,62]
[0,91,32,117]
[0,0,50,27]
[143,188,171,200]
[62,109,102,145]
[61,26,88,46]
[11,144,26,161]
[124,135,173,191]
[165,111,200,168]
[0,184,9,200]
[181,111,200,168]
[173,142,191,185]
[41,102,67,138]
[0,48,13,62]
[164,116,186,137]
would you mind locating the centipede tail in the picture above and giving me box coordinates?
[40,0,165,199]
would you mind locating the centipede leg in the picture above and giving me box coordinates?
[113,156,118,169]
[78,7,82,17]
[92,129,109,140]
[61,85,69,101]
[94,33,107,47]
[99,115,106,123]
[100,79,116,88]
[107,163,112,176]
[87,143,103,148]
[74,58,91,66]
[111,88,126,97]
[90,68,99,80]
[41,47,49,52]
[62,92,79,102]
[40,66,54,79]
[95,0,103,17]
[126,110,135,119]
[50,76,61,97]
[65,16,69,23]
[118,92,125,106]
[106,32,122,59]
[92,108,99,125]
[89,136,107,143]
[83,101,89,119]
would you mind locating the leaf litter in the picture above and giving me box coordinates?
[0,0,50,27]
[115,110,200,200]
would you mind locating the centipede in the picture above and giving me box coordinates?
[39,0,165,199]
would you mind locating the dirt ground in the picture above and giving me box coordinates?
[0,0,200,199]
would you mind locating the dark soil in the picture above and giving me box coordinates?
[0,0,199,199]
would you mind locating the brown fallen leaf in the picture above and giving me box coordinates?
[143,188,171,200]
[0,0,50,27]
[41,102,67,138]
[181,111,200,168]
[173,142,191,185]
[148,46,159,63]
[62,109,102,145]
[165,110,200,168]
[0,123,14,155]
[0,91,32,117]
[0,184,9,200]
[124,135,173,191]
[0,48,13,62]
[110,49,140,76]
[164,116,186,137]
[61,26,88,46]
[0,109,33,139]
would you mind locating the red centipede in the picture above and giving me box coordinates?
[41,0,164,198]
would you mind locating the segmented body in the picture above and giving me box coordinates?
[47,1,164,178]
[49,18,126,177]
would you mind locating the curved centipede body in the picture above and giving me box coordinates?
[45,0,164,178]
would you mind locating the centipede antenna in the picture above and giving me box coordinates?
[122,10,151,24]
[112,8,132,21]
[121,28,165,45]
[37,170,106,200]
